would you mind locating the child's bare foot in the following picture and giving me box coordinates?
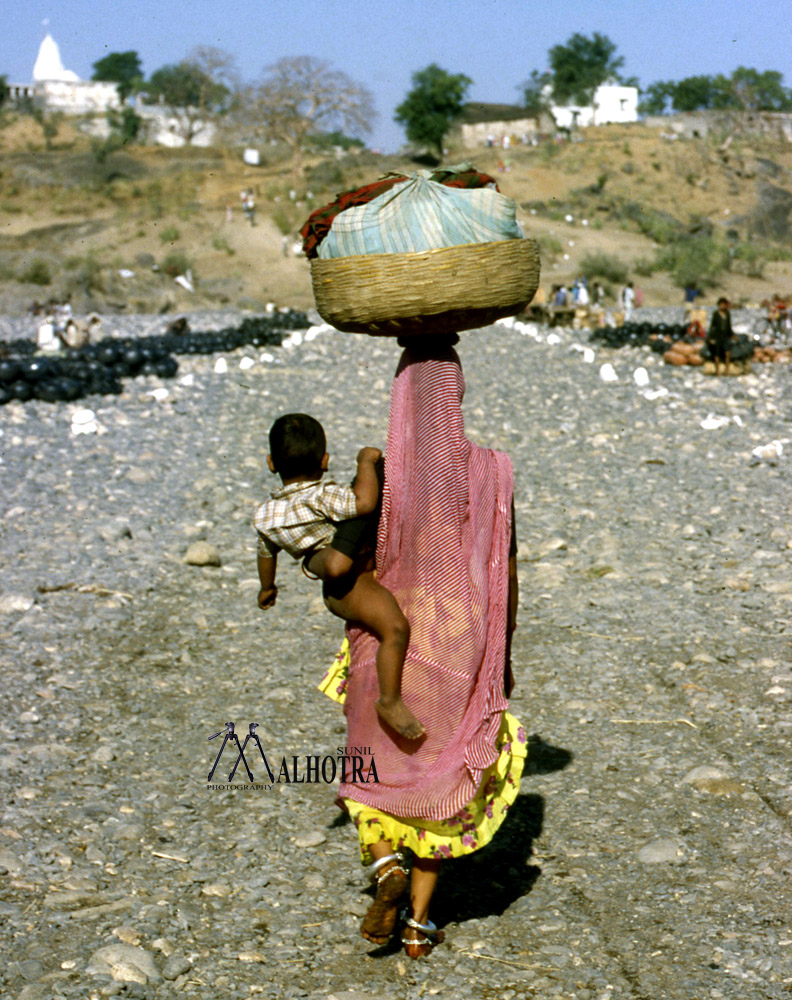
[375,697,425,739]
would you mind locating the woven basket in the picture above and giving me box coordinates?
[310,238,540,336]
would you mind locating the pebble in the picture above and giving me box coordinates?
[184,541,222,566]
[0,593,35,614]
[637,839,685,864]
[86,945,161,983]
[293,831,327,848]
[162,954,192,980]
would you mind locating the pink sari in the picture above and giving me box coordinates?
[339,340,513,821]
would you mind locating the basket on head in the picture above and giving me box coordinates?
[310,238,540,337]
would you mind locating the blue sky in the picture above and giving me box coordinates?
[3,0,790,152]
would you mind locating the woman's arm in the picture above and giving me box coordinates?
[351,447,383,515]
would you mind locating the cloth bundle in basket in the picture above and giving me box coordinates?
[303,166,540,337]
[317,173,523,258]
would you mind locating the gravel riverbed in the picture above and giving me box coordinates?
[1,308,791,1000]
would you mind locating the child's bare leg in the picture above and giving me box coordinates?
[305,546,354,580]
[324,573,424,739]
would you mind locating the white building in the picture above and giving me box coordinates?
[136,104,217,147]
[5,33,119,115]
[550,84,638,130]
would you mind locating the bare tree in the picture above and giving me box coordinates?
[187,45,241,111]
[242,56,375,165]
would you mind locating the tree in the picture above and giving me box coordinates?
[0,74,7,110]
[242,56,375,164]
[185,45,240,112]
[92,51,143,101]
[144,57,233,142]
[31,106,63,151]
[641,67,792,115]
[728,67,792,111]
[639,81,674,116]
[394,64,472,157]
[671,74,722,112]
[519,69,552,117]
[549,32,625,106]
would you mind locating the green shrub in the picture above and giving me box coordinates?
[211,235,234,256]
[634,257,657,277]
[580,250,628,284]
[654,235,730,288]
[161,251,192,277]
[272,207,298,236]
[63,253,104,294]
[730,243,764,278]
[537,234,563,260]
[19,258,51,285]
[159,225,180,245]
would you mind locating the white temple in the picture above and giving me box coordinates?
[4,29,215,147]
[33,34,81,82]
[4,30,120,115]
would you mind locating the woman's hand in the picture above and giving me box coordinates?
[357,446,382,464]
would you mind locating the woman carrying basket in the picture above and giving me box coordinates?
[320,335,526,957]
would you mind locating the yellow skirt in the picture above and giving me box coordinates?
[319,638,527,865]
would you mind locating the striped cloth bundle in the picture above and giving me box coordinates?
[316,172,523,260]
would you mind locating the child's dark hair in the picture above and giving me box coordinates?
[269,413,326,478]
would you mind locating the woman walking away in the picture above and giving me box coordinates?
[321,334,526,958]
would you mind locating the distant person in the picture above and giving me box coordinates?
[684,283,701,305]
[243,190,256,227]
[706,297,734,376]
[768,293,788,336]
[620,282,635,320]
[61,314,100,349]
[553,284,568,307]
[592,281,605,305]
[576,277,590,307]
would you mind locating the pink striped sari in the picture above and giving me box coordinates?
[339,340,514,821]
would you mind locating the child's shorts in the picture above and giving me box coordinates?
[331,456,384,560]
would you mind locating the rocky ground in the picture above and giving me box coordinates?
[0,307,791,1000]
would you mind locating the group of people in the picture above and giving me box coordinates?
[33,300,100,352]
[549,277,605,309]
[254,335,523,958]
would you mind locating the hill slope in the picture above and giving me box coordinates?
[1,116,791,316]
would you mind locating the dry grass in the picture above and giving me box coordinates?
[1,115,791,314]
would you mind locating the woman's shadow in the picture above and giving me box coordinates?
[433,733,573,926]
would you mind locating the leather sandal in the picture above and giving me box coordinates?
[401,911,445,959]
[360,853,409,945]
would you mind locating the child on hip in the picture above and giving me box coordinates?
[254,413,424,740]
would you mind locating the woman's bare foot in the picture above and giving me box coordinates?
[401,915,445,959]
[360,861,408,945]
[375,697,425,739]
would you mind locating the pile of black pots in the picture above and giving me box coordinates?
[588,321,689,349]
[0,311,307,406]
[589,321,755,363]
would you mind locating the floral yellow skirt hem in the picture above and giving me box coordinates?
[319,638,528,865]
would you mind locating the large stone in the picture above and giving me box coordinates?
[86,944,161,983]
[0,593,34,614]
[637,838,684,864]
[184,541,221,566]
